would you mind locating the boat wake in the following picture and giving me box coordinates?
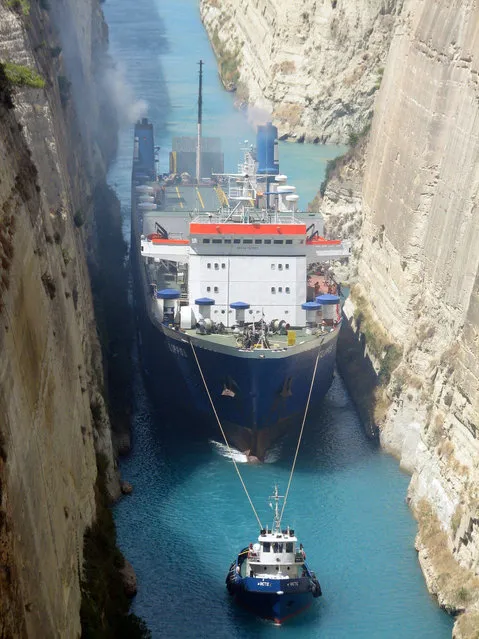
[210,440,248,463]
[210,440,281,464]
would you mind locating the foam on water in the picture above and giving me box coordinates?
[210,440,249,463]
[210,440,281,464]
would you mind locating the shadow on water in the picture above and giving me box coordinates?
[268,373,380,475]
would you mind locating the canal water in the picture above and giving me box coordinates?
[103,0,454,636]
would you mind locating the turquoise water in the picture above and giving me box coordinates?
[103,0,453,636]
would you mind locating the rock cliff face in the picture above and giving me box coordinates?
[318,0,479,633]
[200,0,403,142]
[0,1,119,636]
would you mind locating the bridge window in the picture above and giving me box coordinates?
[222,263,226,269]
[278,287,283,293]
[255,239,262,244]
[286,287,290,294]
[224,239,231,244]
[212,239,222,244]
[233,239,240,244]
[278,264,283,271]
[285,264,290,270]
[286,542,293,553]
[214,263,219,270]
[207,286,211,292]
[271,287,276,294]
[207,263,211,269]
[243,239,252,244]
[262,542,270,552]
[214,286,219,293]
[203,239,210,244]
[264,239,271,244]
[285,239,293,245]
[273,239,283,245]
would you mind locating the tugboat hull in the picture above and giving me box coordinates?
[237,580,314,624]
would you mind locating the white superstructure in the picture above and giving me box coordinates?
[139,145,350,332]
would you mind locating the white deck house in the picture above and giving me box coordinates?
[140,216,350,328]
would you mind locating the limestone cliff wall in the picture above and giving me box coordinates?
[322,0,479,633]
[0,1,119,636]
[200,0,403,142]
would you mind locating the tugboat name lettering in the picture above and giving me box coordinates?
[257,581,271,587]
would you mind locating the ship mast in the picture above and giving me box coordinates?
[196,59,203,185]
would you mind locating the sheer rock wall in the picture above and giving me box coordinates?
[0,1,119,636]
[320,1,479,632]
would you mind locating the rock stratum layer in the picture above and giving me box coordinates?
[200,0,403,143]
[320,0,479,634]
[0,1,119,636]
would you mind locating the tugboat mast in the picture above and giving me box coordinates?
[270,485,285,533]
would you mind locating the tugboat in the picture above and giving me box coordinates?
[226,487,322,624]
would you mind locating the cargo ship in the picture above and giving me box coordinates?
[131,76,350,458]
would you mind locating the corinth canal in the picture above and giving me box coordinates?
[103,0,453,635]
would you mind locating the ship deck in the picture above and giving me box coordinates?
[139,182,324,238]
[183,326,331,350]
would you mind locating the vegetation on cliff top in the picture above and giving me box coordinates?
[6,0,30,16]
[2,62,45,89]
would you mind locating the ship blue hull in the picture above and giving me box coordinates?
[134,290,337,457]
[156,325,337,458]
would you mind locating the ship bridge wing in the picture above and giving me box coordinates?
[141,237,189,264]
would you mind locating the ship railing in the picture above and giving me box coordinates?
[190,210,303,226]
[228,187,255,200]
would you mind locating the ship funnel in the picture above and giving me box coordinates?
[256,123,279,175]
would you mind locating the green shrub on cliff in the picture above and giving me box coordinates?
[6,0,30,15]
[3,62,44,89]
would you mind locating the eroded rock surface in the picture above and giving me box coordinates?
[200,0,403,142]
